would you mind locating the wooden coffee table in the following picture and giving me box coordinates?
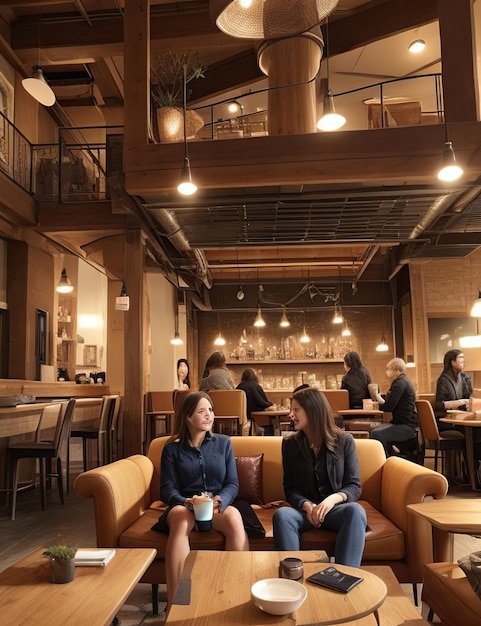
[0,547,156,625]
[166,550,392,625]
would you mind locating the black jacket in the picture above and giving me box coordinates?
[341,368,372,409]
[236,380,272,419]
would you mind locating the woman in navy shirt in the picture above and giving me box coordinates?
[155,391,248,608]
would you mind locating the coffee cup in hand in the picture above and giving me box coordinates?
[192,493,214,531]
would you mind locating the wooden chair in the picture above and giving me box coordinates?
[146,391,175,441]
[70,395,117,473]
[208,389,247,435]
[323,389,350,415]
[415,399,467,477]
[6,398,76,520]
[108,395,122,463]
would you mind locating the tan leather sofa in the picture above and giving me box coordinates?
[422,562,481,626]
[75,436,448,613]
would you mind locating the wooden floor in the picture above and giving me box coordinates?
[1,467,480,625]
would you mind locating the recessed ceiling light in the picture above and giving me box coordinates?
[408,39,425,54]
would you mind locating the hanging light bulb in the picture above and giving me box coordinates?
[214,332,226,346]
[254,306,265,327]
[437,141,463,182]
[376,336,389,352]
[300,326,311,343]
[170,331,183,346]
[240,328,248,344]
[341,322,351,337]
[56,268,74,294]
[471,290,481,317]
[317,89,346,131]
[177,64,197,195]
[279,308,290,328]
[332,306,344,324]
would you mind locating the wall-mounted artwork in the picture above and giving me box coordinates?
[83,344,97,366]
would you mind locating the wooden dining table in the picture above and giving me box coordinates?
[441,410,481,490]
[251,409,290,436]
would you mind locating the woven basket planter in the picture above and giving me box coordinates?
[156,107,204,143]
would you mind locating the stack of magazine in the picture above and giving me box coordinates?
[74,549,116,567]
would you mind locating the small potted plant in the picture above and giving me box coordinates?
[151,50,205,143]
[42,545,76,584]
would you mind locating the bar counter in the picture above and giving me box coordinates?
[0,379,110,399]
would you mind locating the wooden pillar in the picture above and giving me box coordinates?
[438,0,478,123]
[122,229,145,456]
[257,30,323,136]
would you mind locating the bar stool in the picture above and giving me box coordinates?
[6,398,76,520]
[70,395,117,473]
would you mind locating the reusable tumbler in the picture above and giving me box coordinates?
[192,494,214,531]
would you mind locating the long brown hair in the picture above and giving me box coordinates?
[170,391,213,444]
[291,387,343,453]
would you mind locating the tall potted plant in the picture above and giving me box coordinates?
[151,51,205,143]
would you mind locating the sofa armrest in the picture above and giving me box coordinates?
[380,456,448,581]
[74,455,154,548]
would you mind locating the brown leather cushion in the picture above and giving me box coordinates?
[235,454,264,505]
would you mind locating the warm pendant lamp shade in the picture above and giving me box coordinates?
[214,332,226,346]
[178,157,197,195]
[254,306,265,327]
[211,0,339,40]
[300,327,311,343]
[171,331,183,346]
[471,291,481,317]
[332,306,344,324]
[437,141,463,182]
[56,268,74,294]
[341,323,351,337]
[376,336,389,352]
[22,67,56,107]
[279,309,290,328]
[317,90,346,131]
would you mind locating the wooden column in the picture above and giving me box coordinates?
[257,31,322,136]
[438,0,478,123]
[122,229,145,456]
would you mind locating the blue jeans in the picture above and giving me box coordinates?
[272,502,367,567]
[370,423,417,457]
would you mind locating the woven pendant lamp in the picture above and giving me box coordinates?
[211,0,339,40]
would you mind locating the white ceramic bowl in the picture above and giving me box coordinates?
[251,578,307,616]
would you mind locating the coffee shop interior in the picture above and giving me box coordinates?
[2,0,481,624]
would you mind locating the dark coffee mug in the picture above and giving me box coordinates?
[279,557,304,581]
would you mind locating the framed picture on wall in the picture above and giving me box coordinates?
[83,345,97,366]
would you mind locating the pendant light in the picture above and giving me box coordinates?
[279,308,290,328]
[332,305,344,324]
[254,306,265,327]
[214,312,226,345]
[212,0,340,41]
[56,268,74,294]
[236,257,245,300]
[177,64,197,195]
[437,127,463,182]
[317,17,346,132]
[171,299,183,345]
[300,311,310,343]
[22,66,56,107]
[341,322,351,337]
[375,336,389,352]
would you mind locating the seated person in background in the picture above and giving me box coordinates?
[434,349,471,431]
[199,351,235,391]
[273,387,366,567]
[176,358,190,390]
[368,358,418,457]
[341,351,372,409]
[236,367,272,435]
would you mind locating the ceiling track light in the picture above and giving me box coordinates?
[56,268,74,294]
[22,66,56,107]
[437,140,463,182]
